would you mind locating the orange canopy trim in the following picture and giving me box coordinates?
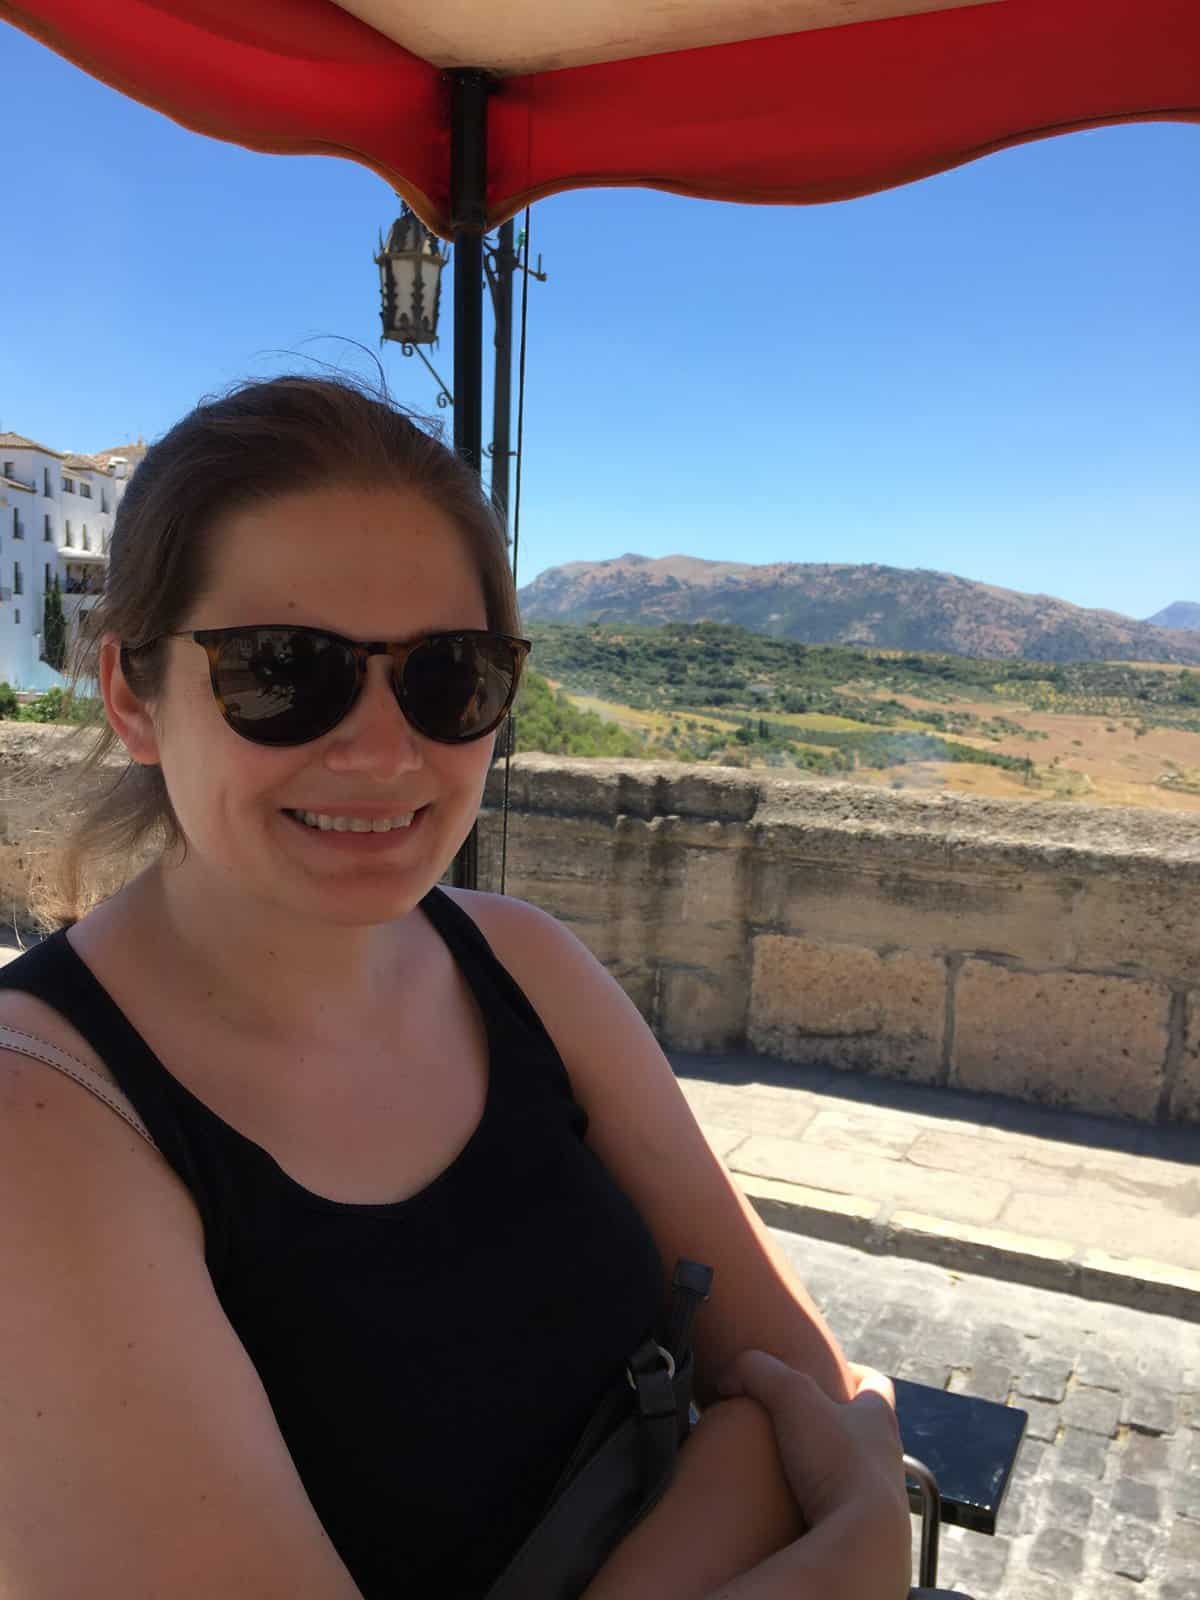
[4,0,1198,235]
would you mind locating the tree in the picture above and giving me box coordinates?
[41,575,67,672]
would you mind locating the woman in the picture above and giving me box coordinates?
[0,376,910,1598]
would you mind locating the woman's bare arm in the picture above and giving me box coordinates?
[0,1038,366,1600]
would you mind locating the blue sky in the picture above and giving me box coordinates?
[1,23,1196,618]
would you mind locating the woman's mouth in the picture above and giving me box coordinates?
[285,808,414,833]
[280,805,428,848]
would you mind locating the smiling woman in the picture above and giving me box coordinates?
[0,375,909,1600]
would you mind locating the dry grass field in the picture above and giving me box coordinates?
[558,684,1200,814]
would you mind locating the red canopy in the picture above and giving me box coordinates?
[4,0,1198,236]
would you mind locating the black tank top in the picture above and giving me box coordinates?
[1,889,665,1598]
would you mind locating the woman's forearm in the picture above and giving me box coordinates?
[703,1492,911,1600]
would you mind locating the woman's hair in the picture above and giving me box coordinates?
[19,373,520,929]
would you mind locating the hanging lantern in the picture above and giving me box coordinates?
[375,204,447,346]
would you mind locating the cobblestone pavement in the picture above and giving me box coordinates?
[772,1229,1200,1600]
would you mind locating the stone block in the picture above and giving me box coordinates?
[751,850,1076,965]
[1069,877,1200,985]
[1029,1526,1085,1581]
[656,964,747,1051]
[748,935,946,1082]
[953,963,1170,1119]
[1173,990,1200,1124]
[1061,1385,1122,1438]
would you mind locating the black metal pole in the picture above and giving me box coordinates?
[449,68,489,891]
[451,70,488,475]
[489,218,515,531]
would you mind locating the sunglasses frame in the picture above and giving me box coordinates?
[123,625,531,747]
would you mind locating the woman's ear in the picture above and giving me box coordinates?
[98,636,161,765]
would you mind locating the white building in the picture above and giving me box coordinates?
[0,431,145,691]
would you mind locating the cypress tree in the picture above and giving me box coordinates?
[41,575,67,672]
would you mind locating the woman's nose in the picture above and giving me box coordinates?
[322,655,421,776]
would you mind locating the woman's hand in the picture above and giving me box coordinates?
[712,1350,913,1600]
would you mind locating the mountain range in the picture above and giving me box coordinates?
[1146,601,1200,632]
[517,557,1200,665]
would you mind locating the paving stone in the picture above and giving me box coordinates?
[1044,1476,1096,1533]
[1029,1525,1086,1581]
[1076,1343,1126,1390]
[1177,1469,1200,1522]
[1010,1572,1070,1600]
[1112,1476,1163,1521]
[1136,1348,1187,1395]
[908,1320,977,1369]
[868,1301,924,1344]
[1167,1514,1200,1572]
[818,1296,872,1348]
[1062,1383,1123,1437]
[1018,1354,1074,1403]
[1057,1425,1113,1479]
[1011,1437,1047,1481]
[944,1531,1011,1593]
[1103,1515,1161,1582]
[859,1332,906,1374]
[952,1360,1013,1404]
[971,1323,1024,1369]
[1161,1580,1200,1600]
[897,1356,952,1390]
[1020,1397,1063,1443]
[1125,1382,1180,1436]
[995,1474,1036,1537]
[1124,1430,1173,1478]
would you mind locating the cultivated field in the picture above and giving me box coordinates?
[558,683,1200,813]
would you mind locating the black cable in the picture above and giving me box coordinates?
[500,207,532,896]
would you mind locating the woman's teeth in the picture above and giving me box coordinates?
[291,810,414,833]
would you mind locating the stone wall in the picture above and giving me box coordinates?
[477,756,1200,1126]
[3,725,1198,1124]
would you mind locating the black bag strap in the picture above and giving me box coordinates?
[483,1260,713,1600]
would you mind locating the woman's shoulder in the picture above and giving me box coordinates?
[438,886,575,966]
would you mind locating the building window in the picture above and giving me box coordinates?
[13,563,22,597]
[12,509,23,540]
[44,563,51,589]
[13,609,19,625]
[62,475,75,494]
[82,524,90,552]
[43,514,51,541]
[64,519,72,544]
[80,482,92,499]
[2,461,12,479]
[101,490,110,513]
[44,467,52,496]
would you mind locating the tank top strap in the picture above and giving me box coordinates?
[0,930,233,1270]
[420,888,553,1041]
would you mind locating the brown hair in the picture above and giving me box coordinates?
[20,373,520,929]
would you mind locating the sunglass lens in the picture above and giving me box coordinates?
[401,634,519,742]
[215,629,357,745]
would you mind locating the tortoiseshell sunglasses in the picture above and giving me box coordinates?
[121,625,531,747]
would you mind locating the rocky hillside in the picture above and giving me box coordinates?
[518,556,1200,665]
[1146,602,1200,632]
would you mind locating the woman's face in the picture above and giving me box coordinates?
[136,481,496,928]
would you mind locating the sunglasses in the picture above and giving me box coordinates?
[122,625,531,748]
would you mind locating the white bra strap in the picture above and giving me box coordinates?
[0,1023,159,1152]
